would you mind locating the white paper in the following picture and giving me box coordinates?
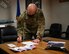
[10,47,21,52]
[7,44,16,48]
[22,41,38,45]
[24,45,36,50]
[9,45,36,52]
[8,41,37,52]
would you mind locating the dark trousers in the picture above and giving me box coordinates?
[24,33,37,40]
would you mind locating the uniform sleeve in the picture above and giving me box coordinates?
[17,11,26,36]
[36,9,45,37]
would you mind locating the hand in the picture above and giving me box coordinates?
[32,39,40,43]
[17,36,22,43]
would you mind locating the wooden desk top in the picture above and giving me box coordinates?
[0,37,69,54]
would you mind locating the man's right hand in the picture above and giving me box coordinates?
[32,39,40,43]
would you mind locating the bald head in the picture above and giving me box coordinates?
[27,3,37,15]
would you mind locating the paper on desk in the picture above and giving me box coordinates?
[7,41,37,52]
[10,47,21,52]
[10,46,27,52]
[24,44,36,50]
[22,41,38,45]
[7,44,16,48]
[9,44,36,52]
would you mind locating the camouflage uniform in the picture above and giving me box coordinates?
[17,8,45,40]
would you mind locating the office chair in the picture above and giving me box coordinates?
[0,25,17,43]
[43,23,62,38]
[65,25,69,39]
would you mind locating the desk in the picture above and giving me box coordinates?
[0,37,69,54]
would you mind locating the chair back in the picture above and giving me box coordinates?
[1,25,17,43]
[66,25,69,38]
[49,23,62,38]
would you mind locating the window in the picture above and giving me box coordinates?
[25,0,42,9]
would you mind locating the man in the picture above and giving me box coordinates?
[17,3,45,40]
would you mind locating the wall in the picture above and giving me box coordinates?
[0,0,25,27]
[9,0,25,27]
[10,0,25,19]
[42,0,51,29]
[51,0,69,31]
[0,0,13,26]
[0,5,10,20]
[10,0,25,27]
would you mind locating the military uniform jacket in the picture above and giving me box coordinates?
[17,8,45,37]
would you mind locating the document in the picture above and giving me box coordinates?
[9,44,36,52]
[22,41,38,45]
[7,41,37,52]
[7,44,16,48]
